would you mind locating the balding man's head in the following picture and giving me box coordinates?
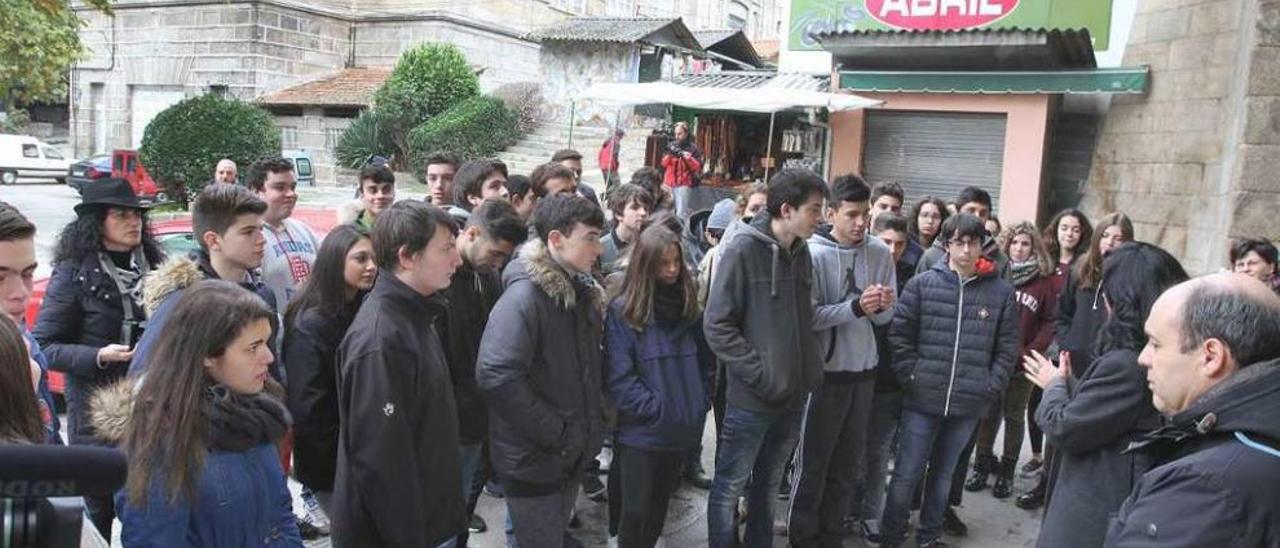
[1139,273,1280,414]
[215,159,238,184]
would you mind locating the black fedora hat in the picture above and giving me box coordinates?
[75,178,152,216]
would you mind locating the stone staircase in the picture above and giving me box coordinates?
[497,122,650,195]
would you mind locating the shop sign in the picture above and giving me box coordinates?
[866,0,1020,31]
[789,0,1112,51]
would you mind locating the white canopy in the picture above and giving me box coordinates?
[575,81,881,113]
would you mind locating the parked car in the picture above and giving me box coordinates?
[66,154,113,191]
[283,149,315,187]
[0,134,71,185]
[24,207,339,402]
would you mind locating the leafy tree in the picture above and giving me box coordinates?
[139,94,280,195]
[372,43,479,164]
[0,0,112,112]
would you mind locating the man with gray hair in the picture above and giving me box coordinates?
[1105,272,1280,547]
[214,158,238,184]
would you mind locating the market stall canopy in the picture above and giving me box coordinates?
[575,80,881,113]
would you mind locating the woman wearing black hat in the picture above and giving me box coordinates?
[32,178,164,539]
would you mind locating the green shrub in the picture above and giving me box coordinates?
[374,43,480,159]
[334,109,395,169]
[139,94,280,195]
[407,96,519,173]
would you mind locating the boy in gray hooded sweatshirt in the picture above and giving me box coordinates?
[704,169,829,548]
[788,174,897,547]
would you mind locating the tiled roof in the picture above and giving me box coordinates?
[693,29,739,48]
[526,17,696,47]
[255,67,392,108]
[752,39,780,63]
[673,71,826,92]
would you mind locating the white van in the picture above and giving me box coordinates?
[0,134,71,184]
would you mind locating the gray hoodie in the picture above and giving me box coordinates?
[704,214,823,413]
[807,229,897,375]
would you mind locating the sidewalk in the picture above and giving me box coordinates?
[294,416,1044,548]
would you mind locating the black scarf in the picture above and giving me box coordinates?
[653,282,686,326]
[203,385,290,452]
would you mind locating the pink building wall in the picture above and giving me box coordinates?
[829,93,1053,224]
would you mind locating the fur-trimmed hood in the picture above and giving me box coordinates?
[337,199,366,225]
[88,378,135,444]
[503,239,604,312]
[141,255,206,316]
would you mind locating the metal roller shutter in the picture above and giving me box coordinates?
[862,110,1007,212]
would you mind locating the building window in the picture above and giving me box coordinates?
[728,14,746,30]
[280,126,298,149]
[209,85,229,98]
[325,127,344,150]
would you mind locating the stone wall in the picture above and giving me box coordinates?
[69,1,350,157]
[353,18,541,91]
[1082,0,1280,274]
[539,42,639,124]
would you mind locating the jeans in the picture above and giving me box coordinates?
[672,186,693,220]
[854,391,902,522]
[881,409,980,547]
[450,444,482,547]
[707,402,803,548]
[507,483,579,548]
[788,378,875,548]
[617,444,685,548]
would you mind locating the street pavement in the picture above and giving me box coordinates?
[5,181,1044,547]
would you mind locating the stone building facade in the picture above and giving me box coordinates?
[1081,0,1280,274]
[68,0,542,164]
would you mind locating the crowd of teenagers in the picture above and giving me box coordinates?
[1,130,1279,548]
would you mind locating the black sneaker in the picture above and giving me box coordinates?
[860,519,883,544]
[942,507,967,537]
[468,513,487,534]
[1020,458,1043,478]
[583,474,607,503]
[295,515,325,540]
[919,540,950,548]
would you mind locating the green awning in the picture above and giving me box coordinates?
[838,67,1149,95]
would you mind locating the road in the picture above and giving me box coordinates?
[4,181,1043,547]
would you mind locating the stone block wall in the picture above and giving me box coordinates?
[352,18,541,91]
[70,1,350,157]
[539,42,640,124]
[1082,0,1280,274]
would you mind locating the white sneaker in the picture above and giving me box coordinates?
[300,488,330,534]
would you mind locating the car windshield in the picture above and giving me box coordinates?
[156,232,199,257]
[42,146,64,160]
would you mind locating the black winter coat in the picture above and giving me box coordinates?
[889,257,1019,418]
[1034,349,1162,548]
[283,302,358,493]
[333,272,464,547]
[1055,269,1105,371]
[436,262,502,445]
[33,252,149,444]
[1105,359,1280,548]
[476,240,605,497]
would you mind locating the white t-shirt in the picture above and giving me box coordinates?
[261,217,321,309]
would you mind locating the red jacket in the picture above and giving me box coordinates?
[598,137,619,171]
[661,148,702,187]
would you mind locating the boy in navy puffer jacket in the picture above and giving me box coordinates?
[880,213,1019,548]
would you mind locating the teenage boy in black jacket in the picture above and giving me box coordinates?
[436,199,527,545]
[880,214,1018,548]
[333,201,465,547]
[476,195,607,548]
[703,169,829,548]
